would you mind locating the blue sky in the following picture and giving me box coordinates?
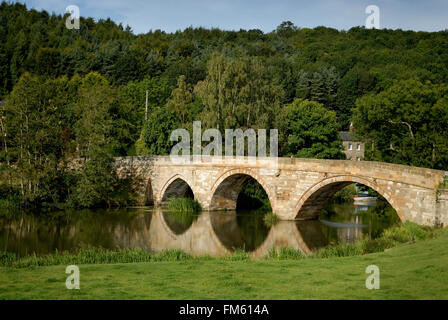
[12,0,448,34]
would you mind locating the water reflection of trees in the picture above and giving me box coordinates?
[210,211,271,252]
[236,211,271,251]
[320,199,401,243]
[0,200,400,257]
[0,208,152,256]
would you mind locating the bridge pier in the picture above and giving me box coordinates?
[436,189,448,227]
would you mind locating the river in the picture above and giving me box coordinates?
[0,198,400,258]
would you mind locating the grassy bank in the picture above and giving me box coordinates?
[0,226,447,299]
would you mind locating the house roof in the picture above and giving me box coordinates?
[339,131,358,141]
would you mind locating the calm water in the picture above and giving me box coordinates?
[0,200,400,257]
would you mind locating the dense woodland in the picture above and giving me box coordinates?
[0,2,447,209]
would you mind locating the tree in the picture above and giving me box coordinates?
[143,107,179,155]
[5,73,66,202]
[166,75,193,124]
[122,76,173,130]
[195,53,284,130]
[352,79,448,169]
[275,21,298,38]
[74,72,116,157]
[111,50,143,85]
[71,72,123,207]
[72,145,117,207]
[34,47,61,78]
[336,67,376,129]
[277,99,345,159]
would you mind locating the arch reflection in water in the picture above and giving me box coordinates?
[156,209,327,257]
[154,210,327,256]
[209,211,329,257]
[1,208,330,257]
[162,211,198,235]
[210,211,271,252]
[151,209,231,256]
[0,201,398,258]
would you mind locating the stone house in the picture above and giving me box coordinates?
[338,130,364,161]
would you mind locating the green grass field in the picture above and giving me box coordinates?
[1,228,447,300]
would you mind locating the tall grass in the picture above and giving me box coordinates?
[264,247,306,260]
[312,221,433,258]
[0,248,194,268]
[220,249,250,261]
[266,221,437,260]
[167,198,201,212]
[263,212,279,227]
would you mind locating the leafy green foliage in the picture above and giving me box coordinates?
[312,221,432,258]
[195,54,283,130]
[71,150,117,208]
[278,99,345,159]
[2,71,139,209]
[1,2,448,210]
[143,107,179,155]
[263,213,279,228]
[353,79,448,169]
[328,184,357,204]
[237,178,271,210]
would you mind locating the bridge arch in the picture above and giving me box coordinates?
[208,168,276,211]
[295,175,404,221]
[159,174,195,203]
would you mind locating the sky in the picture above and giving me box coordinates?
[11,0,448,34]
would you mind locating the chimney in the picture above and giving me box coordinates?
[349,122,354,132]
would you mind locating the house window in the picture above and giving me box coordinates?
[348,143,353,150]
[357,144,361,151]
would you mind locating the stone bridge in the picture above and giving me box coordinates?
[114,156,448,226]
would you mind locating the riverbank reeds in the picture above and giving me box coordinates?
[263,212,279,227]
[167,198,201,212]
[267,221,436,260]
[0,248,194,268]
